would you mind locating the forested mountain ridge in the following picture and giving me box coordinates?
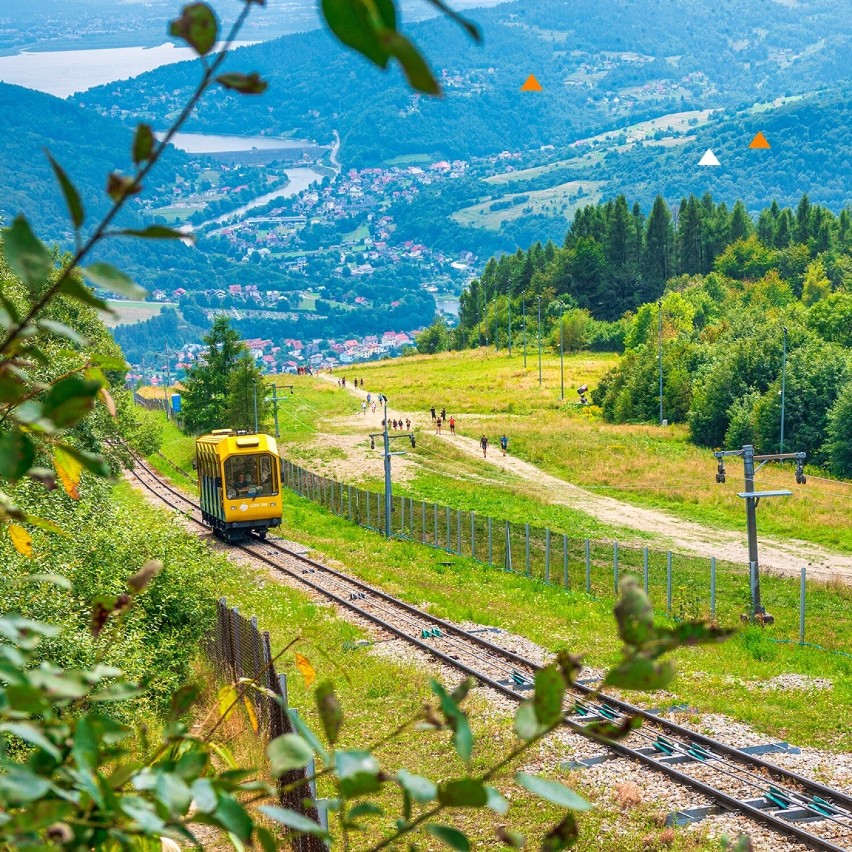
[0,82,186,237]
[75,0,852,165]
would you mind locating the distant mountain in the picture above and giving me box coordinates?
[0,82,185,238]
[75,0,852,164]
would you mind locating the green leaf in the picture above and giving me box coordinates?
[36,319,88,346]
[334,749,378,779]
[1,216,53,295]
[216,72,268,94]
[0,722,61,761]
[155,772,192,815]
[267,733,313,776]
[0,766,51,803]
[514,700,542,741]
[287,708,328,762]
[0,429,35,479]
[542,813,579,851]
[614,576,657,647]
[21,573,72,589]
[533,665,566,727]
[437,778,488,808]
[321,0,393,68]
[117,225,193,241]
[347,802,382,820]
[255,827,278,852]
[46,152,85,229]
[213,794,253,841]
[382,31,440,94]
[90,682,142,702]
[42,376,102,429]
[58,276,110,311]
[191,778,218,813]
[430,680,473,761]
[514,773,592,811]
[315,679,343,745]
[396,769,437,803]
[82,263,146,300]
[485,786,509,815]
[132,123,155,164]
[604,655,675,692]
[656,621,736,653]
[169,2,219,56]
[120,797,166,834]
[496,827,525,848]
[170,684,200,720]
[175,748,208,781]
[259,806,329,837]
[426,824,470,851]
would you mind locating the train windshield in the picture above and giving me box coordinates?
[224,454,278,500]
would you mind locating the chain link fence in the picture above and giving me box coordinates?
[208,599,326,851]
[281,459,829,646]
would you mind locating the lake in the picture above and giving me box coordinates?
[0,41,256,99]
[161,132,315,154]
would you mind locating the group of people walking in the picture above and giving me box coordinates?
[430,406,457,436]
[479,434,509,458]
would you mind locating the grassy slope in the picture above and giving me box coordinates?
[145,413,852,753]
[348,350,852,554]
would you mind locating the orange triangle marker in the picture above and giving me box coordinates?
[749,131,771,149]
[521,74,543,92]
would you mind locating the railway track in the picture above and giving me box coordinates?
[128,454,852,851]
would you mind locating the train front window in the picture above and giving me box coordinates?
[224,454,278,499]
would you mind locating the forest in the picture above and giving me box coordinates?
[433,193,852,475]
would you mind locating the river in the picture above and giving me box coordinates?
[162,131,315,155]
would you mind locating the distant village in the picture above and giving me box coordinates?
[130,330,419,386]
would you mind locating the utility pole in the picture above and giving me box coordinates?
[269,384,293,439]
[522,299,527,368]
[559,312,565,401]
[537,295,542,387]
[508,298,512,357]
[780,326,788,453]
[714,445,806,622]
[658,300,663,426]
[252,377,259,433]
[369,397,415,539]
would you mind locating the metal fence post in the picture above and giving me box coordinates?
[410,498,414,539]
[348,484,353,521]
[433,503,438,546]
[445,506,451,550]
[367,490,371,528]
[800,566,806,644]
[545,528,551,585]
[525,523,531,577]
[710,557,716,619]
[584,539,591,593]
[400,495,405,538]
[505,521,513,572]
[456,509,462,556]
[613,542,619,596]
[488,517,493,565]
[563,534,568,589]
[666,552,673,615]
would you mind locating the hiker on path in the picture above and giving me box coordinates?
[449,416,456,435]
[500,434,509,457]
[480,435,488,458]
[430,406,436,420]
[436,417,442,435]
[366,392,372,406]
[441,407,446,421]
[405,418,411,430]
[361,401,367,415]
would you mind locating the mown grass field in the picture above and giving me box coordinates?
[104,300,176,327]
[346,349,852,554]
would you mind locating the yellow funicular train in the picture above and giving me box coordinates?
[195,430,282,543]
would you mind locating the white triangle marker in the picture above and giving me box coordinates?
[699,148,720,167]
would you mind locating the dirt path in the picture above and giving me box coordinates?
[319,376,852,582]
